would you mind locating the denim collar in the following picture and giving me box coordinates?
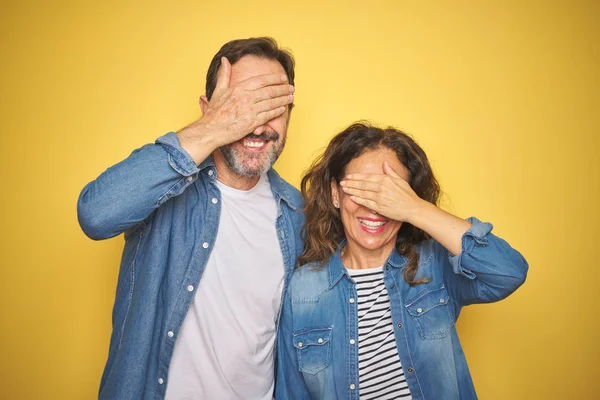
[327,242,408,288]
[199,156,302,211]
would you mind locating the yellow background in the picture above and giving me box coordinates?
[1,0,598,398]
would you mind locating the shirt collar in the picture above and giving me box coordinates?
[327,243,408,288]
[200,156,302,211]
[267,169,302,211]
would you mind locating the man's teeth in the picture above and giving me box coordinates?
[243,140,265,148]
[360,219,386,228]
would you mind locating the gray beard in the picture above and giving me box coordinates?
[219,135,286,177]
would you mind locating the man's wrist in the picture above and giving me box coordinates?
[177,120,220,165]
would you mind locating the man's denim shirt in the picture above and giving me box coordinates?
[275,219,528,400]
[77,132,304,400]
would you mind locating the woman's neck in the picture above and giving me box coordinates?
[341,240,396,270]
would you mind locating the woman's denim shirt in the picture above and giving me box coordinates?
[275,218,528,400]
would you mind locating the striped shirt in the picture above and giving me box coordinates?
[347,267,412,400]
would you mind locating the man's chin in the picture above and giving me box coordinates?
[220,148,272,177]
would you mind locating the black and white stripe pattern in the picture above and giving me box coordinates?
[348,267,412,400]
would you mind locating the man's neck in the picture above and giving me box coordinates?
[212,149,260,191]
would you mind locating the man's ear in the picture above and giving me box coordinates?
[199,95,209,115]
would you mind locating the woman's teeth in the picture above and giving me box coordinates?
[359,219,386,229]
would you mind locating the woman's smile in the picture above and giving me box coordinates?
[357,216,389,233]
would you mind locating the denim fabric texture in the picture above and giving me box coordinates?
[77,132,304,400]
[275,218,528,400]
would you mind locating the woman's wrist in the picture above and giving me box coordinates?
[406,199,437,229]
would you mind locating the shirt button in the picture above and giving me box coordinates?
[397,323,403,328]
[350,339,356,345]
[298,342,303,348]
[407,368,414,373]
[390,284,396,290]
[211,198,218,204]
[208,169,214,176]
[417,307,423,313]
[349,298,355,304]
[167,331,174,338]
[187,285,194,292]
[440,298,446,304]
[202,242,209,249]
[186,176,193,182]
[158,378,164,384]
[317,338,323,344]
[350,384,356,390]
[385,266,390,271]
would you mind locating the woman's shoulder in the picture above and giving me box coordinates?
[414,238,438,266]
[292,260,331,282]
[289,260,334,300]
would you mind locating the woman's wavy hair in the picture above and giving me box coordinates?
[298,122,441,286]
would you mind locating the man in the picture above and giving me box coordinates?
[78,37,303,400]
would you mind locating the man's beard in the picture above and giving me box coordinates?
[219,131,286,177]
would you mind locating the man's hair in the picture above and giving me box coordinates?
[298,122,441,286]
[205,37,295,100]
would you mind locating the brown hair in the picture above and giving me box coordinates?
[205,37,295,101]
[298,122,441,286]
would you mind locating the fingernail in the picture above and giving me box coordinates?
[288,94,294,101]
[281,74,287,81]
[346,174,353,179]
[289,85,295,93]
[340,181,346,186]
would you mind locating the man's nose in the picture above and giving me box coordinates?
[253,125,267,136]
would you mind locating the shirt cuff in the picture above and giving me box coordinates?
[156,132,199,176]
[448,217,494,279]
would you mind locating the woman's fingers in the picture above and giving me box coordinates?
[383,161,402,179]
[340,179,381,192]
[341,186,379,199]
[349,195,379,211]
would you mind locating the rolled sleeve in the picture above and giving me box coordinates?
[156,132,199,176]
[444,217,528,305]
[448,217,493,279]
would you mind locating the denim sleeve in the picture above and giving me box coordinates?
[275,291,310,399]
[441,217,529,306]
[77,132,200,240]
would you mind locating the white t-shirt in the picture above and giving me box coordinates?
[165,174,284,400]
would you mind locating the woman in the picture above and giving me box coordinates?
[275,122,528,400]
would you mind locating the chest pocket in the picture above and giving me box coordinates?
[405,285,455,340]
[293,327,332,375]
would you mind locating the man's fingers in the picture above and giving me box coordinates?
[243,73,289,90]
[256,94,294,113]
[253,83,295,103]
[213,57,231,95]
[255,106,286,126]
